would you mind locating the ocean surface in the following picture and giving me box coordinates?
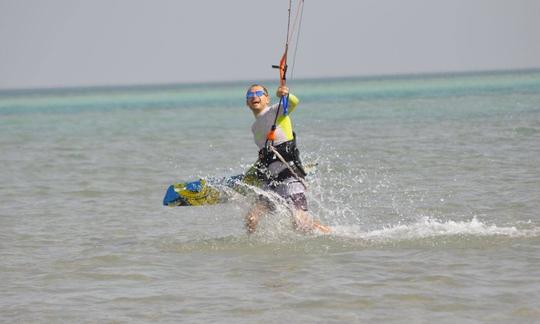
[1,70,540,323]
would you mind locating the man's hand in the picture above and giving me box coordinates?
[276,86,289,97]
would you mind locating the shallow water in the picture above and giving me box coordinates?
[1,70,540,322]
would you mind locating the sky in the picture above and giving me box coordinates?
[1,0,540,90]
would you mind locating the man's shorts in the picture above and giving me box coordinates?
[260,177,308,211]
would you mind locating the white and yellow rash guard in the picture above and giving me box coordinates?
[251,93,299,150]
[250,94,300,178]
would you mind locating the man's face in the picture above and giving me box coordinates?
[246,86,269,113]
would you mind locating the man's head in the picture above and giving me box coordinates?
[246,84,270,115]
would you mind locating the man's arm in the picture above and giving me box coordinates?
[287,93,299,113]
[276,86,299,114]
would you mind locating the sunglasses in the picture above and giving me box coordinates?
[246,90,267,99]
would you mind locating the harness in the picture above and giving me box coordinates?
[255,132,307,184]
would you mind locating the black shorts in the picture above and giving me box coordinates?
[288,193,308,211]
[257,192,308,212]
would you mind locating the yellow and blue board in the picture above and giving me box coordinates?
[163,163,316,207]
[162,173,258,207]
[163,179,222,206]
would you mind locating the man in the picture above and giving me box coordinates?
[244,84,331,234]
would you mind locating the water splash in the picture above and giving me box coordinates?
[332,216,539,242]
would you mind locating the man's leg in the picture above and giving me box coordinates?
[293,209,332,233]
[289,193,331,233]
[245,199,270,234]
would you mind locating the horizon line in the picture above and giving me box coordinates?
[1,67,539,94]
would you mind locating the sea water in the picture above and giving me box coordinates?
[1,70,540,322]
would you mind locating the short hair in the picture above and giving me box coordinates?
[247,84,268,96]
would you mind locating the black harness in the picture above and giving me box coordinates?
[255,132,307,184]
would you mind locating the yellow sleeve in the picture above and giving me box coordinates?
[288,93,299,113]
[275,93,299,141]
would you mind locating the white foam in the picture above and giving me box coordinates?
[331,216,539,241]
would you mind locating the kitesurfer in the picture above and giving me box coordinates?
[244,84,331,234]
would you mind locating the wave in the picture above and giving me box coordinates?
[332,216,540,242]
[159,216,539,253]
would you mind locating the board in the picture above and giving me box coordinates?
[162,163,317,207]
[162,175,254,207]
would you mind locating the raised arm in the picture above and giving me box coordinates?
[276,86,299,114]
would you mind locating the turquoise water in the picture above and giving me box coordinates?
[1,70,540,322]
